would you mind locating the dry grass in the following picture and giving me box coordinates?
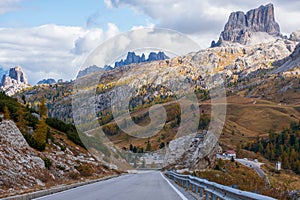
[195,160,289,199]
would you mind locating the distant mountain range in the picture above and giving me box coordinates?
[77,51,169,78]
[37,78,56,85]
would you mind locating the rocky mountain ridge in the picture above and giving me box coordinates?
[77,51,169,78]
[212,3,281,47]
[37,79,56,85]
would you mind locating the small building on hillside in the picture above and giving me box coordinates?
[276,161,281,171]
[223,150,236,159]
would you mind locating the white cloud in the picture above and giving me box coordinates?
[0,0,22,15]
[105,0,300,46]
[0,23,120,84]
[81,28,201,69]
[104,0,114,8]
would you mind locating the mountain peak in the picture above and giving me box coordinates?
[0,66,29,96]
[8,66,28,84]
[211,3,280,47]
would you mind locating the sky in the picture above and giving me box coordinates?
[0,0,299,84]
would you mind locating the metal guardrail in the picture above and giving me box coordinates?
[165,171,276,200]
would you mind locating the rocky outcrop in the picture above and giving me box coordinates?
[272,42,300,75]
[37,78,56,85]
[211,4,280,47]
[290,30,300,42]
[164,131,218,170]
[0,66,30,96]
[0,119,120,197]
[0,120,45,195]
[9,66,28,84]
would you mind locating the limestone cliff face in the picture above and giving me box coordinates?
[0,120,120,197]
[212,4,280,47]
[164,131,218,170]
[290,30,300,42]
[8,66,28,84]
[0,66,29,96]
[0,120,45,196]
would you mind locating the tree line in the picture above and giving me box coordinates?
[244,121,300,174]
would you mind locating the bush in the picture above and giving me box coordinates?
[43,157,52,169]
[56,165,65,170]
[69,172,79,180]
[24,133,46,151]
[75,164,94,177]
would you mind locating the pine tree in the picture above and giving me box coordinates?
[3,106,10,120]
[39,98,47,118]
[33,119,47,150]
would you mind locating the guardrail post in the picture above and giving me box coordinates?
[212,193,216,200]
[206,191,211,200]
[199,187,203,198]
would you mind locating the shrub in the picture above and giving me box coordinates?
[69,172,79,180]
[43,157,52,169]
[75,164,94,177]
[56,165,65,171]
[24,133,46,151]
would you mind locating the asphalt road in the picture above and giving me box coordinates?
[34,171,190,200]
[236,159,265,178]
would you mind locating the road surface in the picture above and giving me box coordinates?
[35,171,192,200]
[236,159,265,178]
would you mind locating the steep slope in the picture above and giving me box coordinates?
[0,120,45,195]
[0,120,120,198]
[0,92,127,197]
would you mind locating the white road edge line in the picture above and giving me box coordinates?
[160,172,188,200]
